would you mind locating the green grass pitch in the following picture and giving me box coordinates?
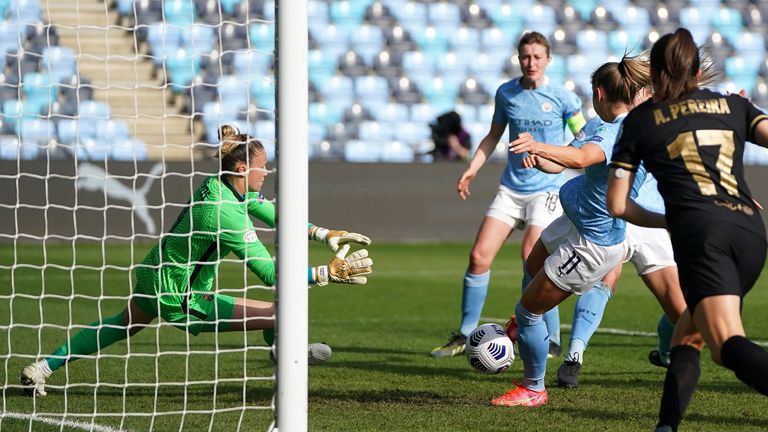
[1,241,768,431]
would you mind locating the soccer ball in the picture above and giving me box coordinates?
[465,323,515,374]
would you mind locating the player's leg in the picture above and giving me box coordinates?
[524,191,564,357]
[557,264,621,388]
[491,269,570,407]
[641,266,686,368]
[20,298,155,397]
[432,204,516,357]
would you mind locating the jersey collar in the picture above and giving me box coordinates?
[222,178,245,202]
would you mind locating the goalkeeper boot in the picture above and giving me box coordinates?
[649,349,670,369]
[269,343,333,365]
[20,360,52,397]
[490,383,548,407]
[430,332,467,358]
[557,354,582,389]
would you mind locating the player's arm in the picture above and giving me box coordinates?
[457,121,505,200]
[522,154,566,173]
[606,166,666,229]
[246,192,276,227]
[566,111,586,135]
[510,132,605,168]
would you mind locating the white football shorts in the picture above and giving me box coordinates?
[624,223,676,275]
[541,215,627,295]
[486,185,563,230]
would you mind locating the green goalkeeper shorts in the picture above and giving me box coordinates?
[133,291,237,336]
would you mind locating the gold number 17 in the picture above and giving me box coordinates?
[666,130,738,196]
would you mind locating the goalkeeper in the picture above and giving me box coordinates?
[20,125,373,397]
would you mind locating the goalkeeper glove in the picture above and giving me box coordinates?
[312,244,373,286]
[309,226,372,253]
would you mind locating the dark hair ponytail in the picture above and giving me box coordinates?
[650,28,701,102]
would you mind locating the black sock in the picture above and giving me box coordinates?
[657,345,701,432]
[721,335,768,396]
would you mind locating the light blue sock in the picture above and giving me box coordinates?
[515,301,548,392]
[568,282,612,363]
[657,314,674,363]
[522,263,561,347]
[459,270,490,336]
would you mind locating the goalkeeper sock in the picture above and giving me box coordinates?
[46,312,128,372]
[263,328,275,346]
[458,270,490,337]
[568,282,612,362]
[522,263,561,348]
[657,314,675,363]
[657,345,701,431]
[721,335,768,395]
[515,301,548,392]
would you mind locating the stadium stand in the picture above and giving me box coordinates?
[2,0,768,163]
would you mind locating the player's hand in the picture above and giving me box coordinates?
[325,230,372,253]
[327,244,373,284]
[522,154,540,169]
[509,132,539,155]
[457,169,476,200]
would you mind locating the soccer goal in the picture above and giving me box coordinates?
[0,0,307,430]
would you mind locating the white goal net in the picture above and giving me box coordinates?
[0,0,307,430]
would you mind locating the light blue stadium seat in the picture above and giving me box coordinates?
[97,119,130,141]
[147,23,184,65]
[0,136,23,160]
[308,49,337,87]
[439,51,471,85]
[411,26,450,60]
[477,105,495,123]
[576,29,609,56]
[469,52,506,79]
[0,0,10,17]
[679,7,711,44]
[218,0,239,15]
[570,0,598,21]
[321,75,355,107]
[711,7,744,47]
[329,0,369,34]
[547,54,567,83]
[249,77,276,112]
[251,119,275,141]
[614,6,650,43]
[77,137,108,160]
[249,22,275,54]
[308,122,325,147]
[22,72,57,114]
[733,32,765,65]
[8,0,41,23]
[354,75,390,104]
[481,27,515,58]
[602,0,629,23]
[725,56,759,94]
[344,139,381,162]
[359,120,395,141]
[41,46,76,84]
[217,75,250,110]
[0,19,24,56]
[56,119,79,144]
[311,23,349,60]
[2,99,37,132]
[166,49,200,93]
[421,76,460,109]
[690,0,722,17]
[263,0,274,21]
[391,1,427,34]
[465,121,488,154]
[394,121,430,145]
[111,138,148,161]
[428,2,461,33]
[372,102,409,124]
[234,49,271,77]
[487,2,525,34]
[450,27,480,54]
[163,0,195,25]
[567,54,603,94]
[309,102,344,126]
[608,30,645,58]
[524,4,556,38]
[349,24,384,63]
[19,118,55,147]
[455,104,478,124]
[380,140,415,163]
[183,24,215,56]
[308,0,329,22]
[202,101,239,143]
[474,74,505,97]
[402,51,435,77]
[79,100,111,120]
[410,103,436,123]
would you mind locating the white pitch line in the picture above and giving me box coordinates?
[1,412,125,432]
[482,317,768,347]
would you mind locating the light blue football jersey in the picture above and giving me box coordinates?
[560,114,647,246]
[492,77,582,193]
[636,173,666,214]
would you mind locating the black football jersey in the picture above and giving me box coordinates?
[611,88,767,237]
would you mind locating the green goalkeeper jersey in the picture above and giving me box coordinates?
[136,176,275,311]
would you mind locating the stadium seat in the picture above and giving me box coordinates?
[354,75,390,105]
[217,75,250,110]
[380,140,415,163]
[344,139,381,162]
[411,26,450,60]
[0,20,24,56]
[393,121,430,146]
[410,103,436,123]
[25,22,59,54]
[391,1,427,35]
[97,119,131,141]
[77,137,108,160]
[166,49,200,94]
[249,76,275,112]
[371,101,409,124]
[459,3,491,30]
[450,27,481,55]
[220,22,248,52]
[8,0,42,24]
[421,76,460,109]
[309,101,344,126]
[487,2,525,34]
[711,7,744,46]
[338,50,368,78]
[481,27,515,58]
[575,29,609,57]
[147,23,183,65]
[725,56,759,94]
[358,120,395,142]
[311,24,348,60]
[525,4,557,38]
[734,32,765,65]
[40,47,76,85]
[0,136,22,160]
[436,51,470,87]
[608,30,645,58]
[402,51,435,77]
[320,75,355,107]
[164,0,195,25]
[329,0,369,34]
[111,138,148,161]
[349,24,384,63]
[182,24,215,57]
[428,2,461,33]
[19,118,55,145]
[22,72,57,114]
[570,0,598,21]
[614,6,651,43]
[249,22,275,54]
[679,7,711,44]
[5,50,41,82]
[459,77,491,106]
[202,101,239,143]
[308,0,329,23]
[78,100,111,121]
[233,49,271,78]
[308,49,337,87]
